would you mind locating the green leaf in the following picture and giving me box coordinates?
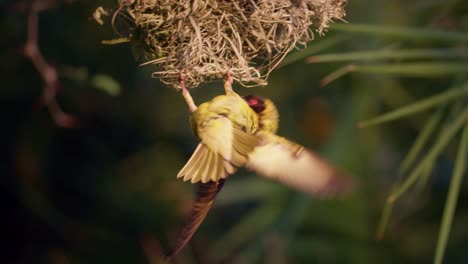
[434,122,468,264]
[414,159,435,194]
[388,106,468,203]
[320,64,357,87]
[400,108,445,174]
[307,49,468,63]
[354,63,468,77]
[279,35,350,67]
[101,37,131,44]
[330,23,468,43]
[90,74,122,96]
[376,201,394,240]
[376,109,443,240]
[358,85,468,128]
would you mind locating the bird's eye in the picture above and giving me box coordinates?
[248,98,259,106]
[242,95,266,113]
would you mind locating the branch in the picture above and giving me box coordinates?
[23,0,78,128]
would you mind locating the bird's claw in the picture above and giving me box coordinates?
[224,69,234,93]
[179,71,197,112]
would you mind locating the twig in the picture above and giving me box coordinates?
[23,0,78,128]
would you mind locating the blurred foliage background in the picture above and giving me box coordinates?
[1,0,468,263]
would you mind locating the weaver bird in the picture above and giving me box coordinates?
[177,73,260,183]
[166,75,353,259]
[165,73,261,259]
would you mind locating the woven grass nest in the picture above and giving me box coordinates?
[109,0,347,89]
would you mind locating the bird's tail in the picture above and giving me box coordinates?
[164,179,225,260]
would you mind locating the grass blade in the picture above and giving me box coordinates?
[400,108,445,174]
[414,159,435,194]
[358,85,468,128]
[434,122,468,264]
[279,35,350,67]
[320,64,356,87]
[414,103,466,193]
[101,37,131,44]
[388,106,468,203]
[330,23,468,43]
[377,107,442,240]
[307,49,468,63]
[376,202,394,240]
[354,63,468,77]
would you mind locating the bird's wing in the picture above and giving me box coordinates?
[178,115,259,183]
[199,116,234,161]
[198,115,259,165]
[165,180,225,260]
[177,143,236,183]
[246,134,354,197]
[230,127,261,167]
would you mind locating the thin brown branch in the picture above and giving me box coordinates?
[23,0,78,128]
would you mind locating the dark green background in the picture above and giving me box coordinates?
[1,1,467,263]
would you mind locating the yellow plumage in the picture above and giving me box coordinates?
[167,85,354,260]
[177,90,260,183]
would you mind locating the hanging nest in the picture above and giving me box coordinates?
[108,0,347,89]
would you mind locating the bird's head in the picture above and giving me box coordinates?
[242,95,279,133]
[242,95,266,114]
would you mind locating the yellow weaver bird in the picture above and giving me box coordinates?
[176,76,260,183]
[165,75,353,259]
[165,73,261,259]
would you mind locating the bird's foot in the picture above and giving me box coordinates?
[179,71,197,112]
[224,69,234,93]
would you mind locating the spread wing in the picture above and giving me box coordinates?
[230,128,260,167]
[177,143,235,183]
[246,134,353,197]
[178,116,259,183]
[165,180,225,260]
[199,116,234,160]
